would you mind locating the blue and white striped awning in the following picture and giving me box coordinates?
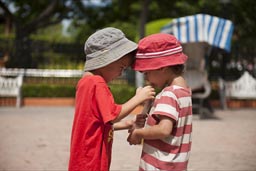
[161,14,234,52]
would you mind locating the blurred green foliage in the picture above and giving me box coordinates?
[145,18,172,36]
[22,84,76,97]
[109,84,136,104]
[0,0,256,73]
[31,24,73,43]
[22,83,138,103]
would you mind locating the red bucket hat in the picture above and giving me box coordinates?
[133,33,188,71]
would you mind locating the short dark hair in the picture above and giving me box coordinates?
[170,64,185,75]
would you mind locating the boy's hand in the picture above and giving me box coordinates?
[127,129,142,145]
[136,86,155,102]
[128,113,147,133]
[134,113,147,128]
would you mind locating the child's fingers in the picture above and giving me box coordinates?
[134,113,147,128]
[136,113,148,119]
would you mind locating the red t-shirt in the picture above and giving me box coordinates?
[68,75,121,171]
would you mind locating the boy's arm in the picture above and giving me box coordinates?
[127,115,174,145]
[113,120,133,131]
[113,113,148,131]
[111,86,155,124]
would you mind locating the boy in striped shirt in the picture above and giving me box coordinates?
[127,33,192,171]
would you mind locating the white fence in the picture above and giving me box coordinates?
[0,68,84,77]
[2,68,255,108]
[219,71,256,108]
[0,68,84,107]
[0,75,23,107]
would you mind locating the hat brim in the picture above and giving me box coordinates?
[84,39,137,71]
[132,52,188,71]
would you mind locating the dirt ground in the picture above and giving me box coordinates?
[0,107,256,171]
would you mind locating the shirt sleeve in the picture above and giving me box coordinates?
[152,90,179,122]
[94,82,121,124]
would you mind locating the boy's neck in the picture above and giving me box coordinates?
[170,76,187,88]
[83,71,94,77]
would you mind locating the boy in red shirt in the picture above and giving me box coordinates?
[68,27,155,171]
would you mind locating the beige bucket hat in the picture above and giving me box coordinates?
[84,27,137,71]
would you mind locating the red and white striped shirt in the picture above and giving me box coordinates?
[139,85,192,171]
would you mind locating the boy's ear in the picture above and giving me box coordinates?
[160,67,169,73]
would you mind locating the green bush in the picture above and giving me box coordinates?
[109,84,136,104]
[22,83,137,104]
[22,84,76,97]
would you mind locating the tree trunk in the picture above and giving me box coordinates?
[136,0,150,87]
[7,24,33,68]
[4,17,12,35]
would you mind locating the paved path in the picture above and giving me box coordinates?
[0,107,256,171]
